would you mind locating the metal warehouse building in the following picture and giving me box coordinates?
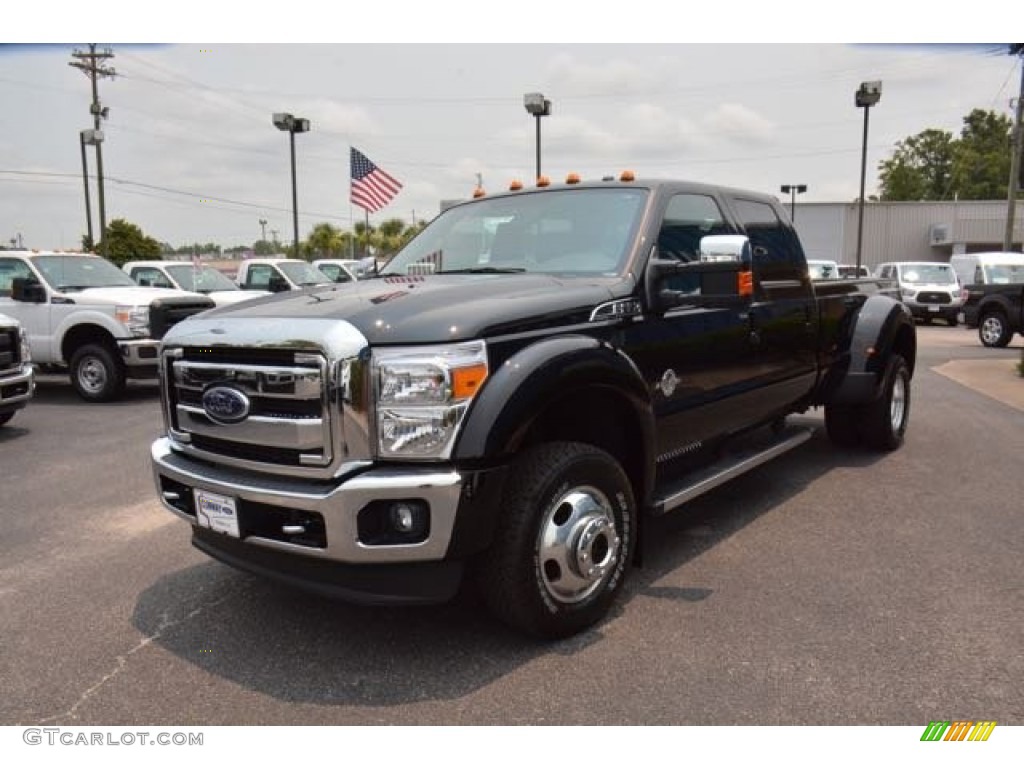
[793,200,1024,271]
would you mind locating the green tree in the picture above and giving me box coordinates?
[307,222,344,257]
[878,129,954,200]
[252,239,276,256]
[878,109,1015,201]
[97,219,161,267]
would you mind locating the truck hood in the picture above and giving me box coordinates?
[195,273,624,344]
[56,286,203,306]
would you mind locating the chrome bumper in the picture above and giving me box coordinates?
[151,437,462,564]
[0,364,34,409]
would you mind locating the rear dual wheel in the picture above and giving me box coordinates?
[825,354,910,451]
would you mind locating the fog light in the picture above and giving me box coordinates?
[357,499,431,545]
[391,503,416,532]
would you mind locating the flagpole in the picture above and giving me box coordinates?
[365,209,376,276]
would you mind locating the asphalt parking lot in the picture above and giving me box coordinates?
[1,325,1022,725]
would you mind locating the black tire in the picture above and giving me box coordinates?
[946,314,958,327]
[476,441,636,639]
[824,403,860,447]
[978,311,1012,348]
[69,343,126,402]
[0,412,13,427]
[860,354,911,451]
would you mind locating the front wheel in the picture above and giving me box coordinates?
[477,442,636,639]
[70,343,126,402]
[978,312,1011,348]
[0,412,14,427]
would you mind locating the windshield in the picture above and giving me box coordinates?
[808,261,838,280]
[383,188,648,277]
[278,261,330,286]
[166,264,238,292]
[34,255,138,291]
[984,263,1024,284]
[899,264,956,285]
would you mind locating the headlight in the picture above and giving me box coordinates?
[900,288,915,298]
[18,325,31,364]
[373,340,488,459]
[115,305,150,338]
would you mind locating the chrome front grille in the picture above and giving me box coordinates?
[159,316,374,480]
[0,328,19,374]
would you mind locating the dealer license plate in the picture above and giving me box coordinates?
[194,489,240,538]
[928,305,940,312]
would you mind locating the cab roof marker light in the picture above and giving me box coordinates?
[536,175,551,188]
[472,187,486,198]
[565,172,581,184]
[509,179,524,191]
[620,170,636,182]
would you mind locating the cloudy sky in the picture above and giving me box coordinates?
[1,23,1019,251]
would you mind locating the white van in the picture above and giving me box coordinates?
[874,261,963,326]
[949,252,1024,286]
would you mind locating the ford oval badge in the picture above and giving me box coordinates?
[202,386,250,424]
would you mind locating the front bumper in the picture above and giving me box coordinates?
[904,299,961,319]
[118,338,161,378]
[0,364,34,414]
[151,437,469,603]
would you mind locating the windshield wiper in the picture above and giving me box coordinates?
[436,267,526,274]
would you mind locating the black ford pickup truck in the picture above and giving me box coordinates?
[960,282,1024,347]
[151,178,916,638]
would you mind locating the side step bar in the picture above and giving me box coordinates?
[650,425,814,516]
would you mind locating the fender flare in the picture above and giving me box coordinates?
[454,334,656,498]
[827,295,916,405]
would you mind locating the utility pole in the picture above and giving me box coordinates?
[259,218,268,242]
[69,45,115,254]
[1004,44,1024,252]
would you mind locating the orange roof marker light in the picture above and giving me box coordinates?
[565,172,581,185]
[509,179,524,191]
[619,170,636,182]
[472,187,486,198]
[536,175,551,188]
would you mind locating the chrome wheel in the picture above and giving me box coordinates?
[890,372,906,433]
[980,315,1006,347]
[537,485,621,605]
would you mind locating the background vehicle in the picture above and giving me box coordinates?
[807,259,839,280]
[235,258,333,292]
[838,264,871,278]
[0,251,213,401]
[151,178,916,639]
[311,259,360,283]
[875,261,963,326]
[961,282,1024,347]
[950,251,1024,286]
[124,260,271,306]
[0,311,34,426]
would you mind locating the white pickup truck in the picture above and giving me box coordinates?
[123,260,270,306]
[0,311,34,426]
[0,251,213,401]
[235,258,332,292]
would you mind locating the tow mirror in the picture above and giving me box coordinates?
[645,235,753,313]
[268,274,290,293]
[11,277,46,303]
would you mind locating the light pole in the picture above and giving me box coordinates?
[272,112,310,257]
[855,80,882,271]
[780,184,807,222]
[259,218,267,242]
[79,129,101,247]
[524,92,552,181]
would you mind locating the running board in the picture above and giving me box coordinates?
[650,425,814,516]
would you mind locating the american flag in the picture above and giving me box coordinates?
[350,147,402,213]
